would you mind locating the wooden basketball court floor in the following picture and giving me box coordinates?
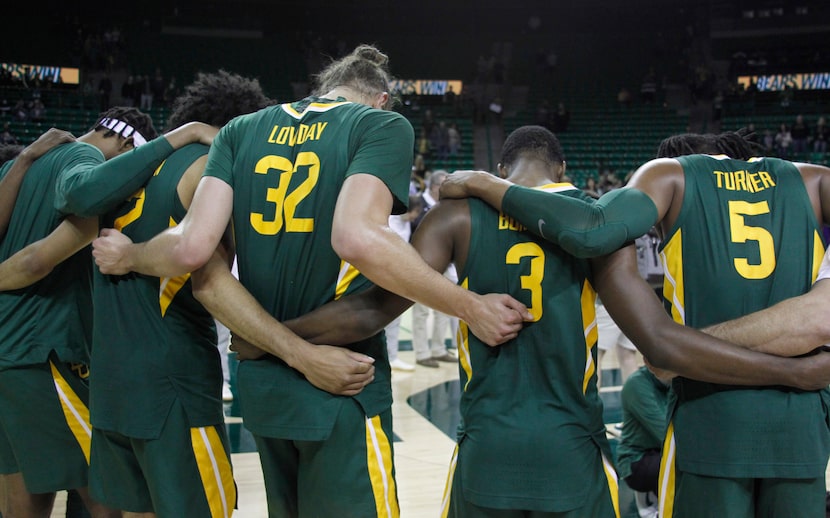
[48,308,830,517]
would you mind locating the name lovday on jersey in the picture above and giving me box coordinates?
[267,122,329,146]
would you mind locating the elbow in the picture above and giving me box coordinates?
[331,225,373,267]
[58,190,96,219]
[629,327,676,371]
[174,235,215,274]
[176,250,211,275]
[25,251,55,280]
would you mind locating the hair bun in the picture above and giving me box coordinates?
[353,45,389,67]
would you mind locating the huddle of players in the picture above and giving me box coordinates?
[3,42,830,518]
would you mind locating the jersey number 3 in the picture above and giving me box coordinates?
[250,152,319,235]
[728,200,775,279]
[506,242,545,322]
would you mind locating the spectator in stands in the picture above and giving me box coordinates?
[81,78,95,109]
[412,152,428,182]
[535,100,552,130]
[98,74,113,112]
[384,195,424,372]
[0,123,18,146]
[814,116,829,154]
[443,84,458,113]
[163,77,179,107]
[410,170,459,368]
[779,85,794,109]
[552,101,570,133]
[139,75,152,110]
[447,122,461,157]
[29,99,46,122]
[430,120,449,161]
[762,128,775,155]
[421,108,435,136]
[416,128,431,159]
[150,68,166,109]
[640,68,658,104]
[0,98,9,116]
[775,123,793,158]
[791,114,811,155]
[121,75,135,107]
[12,100,28,122]
[583,176,600,198]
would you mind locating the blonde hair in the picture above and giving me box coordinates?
[313,44,393,109]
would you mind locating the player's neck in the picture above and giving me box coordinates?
[507,158,562,187]
[321,86,369,106]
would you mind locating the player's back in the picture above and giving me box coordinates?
[207,98,411,320]
[456,185,609,510]
[661,153,829,478]
[0,142,101,369]
[91,143,221,438]
[201,97,413,440]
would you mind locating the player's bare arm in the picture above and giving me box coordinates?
[191,252,376,396]
[332,173,530,346]
[593,245,830,390]
[0,216,97,291]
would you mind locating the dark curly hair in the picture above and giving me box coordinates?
[501,125,565,170]
[89,106,158,143]
[165,70,275,131]
[657,128,763,160]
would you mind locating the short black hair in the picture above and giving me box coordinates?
[90,106,158,142]
[657,128,761,160]
[165,70,275,131]
[501,125,565,170]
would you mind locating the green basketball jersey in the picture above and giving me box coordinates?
[616,366,669,480]
[202,97,414,439]
[660,154,829,478]
[0,142,103,370]
[90,144,221,439]
[456,185,610,511]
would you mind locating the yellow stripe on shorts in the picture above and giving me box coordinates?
[658,421,677,518]
[458,278,473,391]
[439,444,459,518]
[365,415,399,518]
[601,452,621,518]
[191,427,236,518]
[49,361,92,464]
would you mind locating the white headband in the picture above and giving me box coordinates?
[98,117,148,147]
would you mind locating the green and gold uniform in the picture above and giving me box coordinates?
[617,366,669,492]
[657,154,829,518]
[202,97,413,517]
[443,185,619,518]
[0,137,175,493]
[86,144,235,517]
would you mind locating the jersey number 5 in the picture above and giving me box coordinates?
[728,200,775,279]
[250,152,319,235]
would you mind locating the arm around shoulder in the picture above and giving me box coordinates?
[0,216,97,291]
